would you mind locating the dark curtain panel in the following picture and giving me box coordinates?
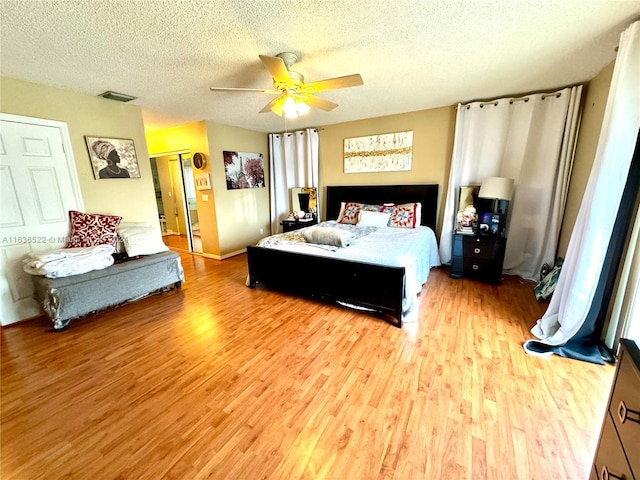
[526,129,640,364]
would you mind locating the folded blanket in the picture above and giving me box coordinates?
[23,245,115,278]
[303,226,356,248]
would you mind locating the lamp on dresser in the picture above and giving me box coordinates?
[477,176,514,237]
[450,177,514,285]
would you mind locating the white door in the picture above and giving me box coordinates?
[0,114,83,325]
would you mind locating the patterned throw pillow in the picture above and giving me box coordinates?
[379,203,396,216]
[389,203,421,228]
[337,202,380,224]
[65,210,122,249]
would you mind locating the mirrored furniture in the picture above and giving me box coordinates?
[455,185,480,235]
[290,187,318,216]
[450,183,507,284]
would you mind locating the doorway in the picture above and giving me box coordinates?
[181,156,202,253]
[0,114,84,325]
[150,153,202,253]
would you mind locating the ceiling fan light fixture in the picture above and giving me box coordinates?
[295,99,310,116]
[283,96,298,118]
[280,95,311,118]
[214,52,363,118]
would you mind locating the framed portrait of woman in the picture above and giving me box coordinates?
[85,136,141,179]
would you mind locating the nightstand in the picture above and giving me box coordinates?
[450,234,506,285]
[281,216,318,233]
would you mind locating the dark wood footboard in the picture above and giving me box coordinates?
[246,246,406,327]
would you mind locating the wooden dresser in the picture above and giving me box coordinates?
[591,338,640,480]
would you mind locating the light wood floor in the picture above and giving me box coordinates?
[1,251,615,479]
[163,233,202,253]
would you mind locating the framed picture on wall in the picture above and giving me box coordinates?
[85,136,141,179]
[195,173,211,191]
[343,131,413,173]
[223,151,265,189]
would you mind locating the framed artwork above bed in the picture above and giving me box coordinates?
[343,131,413,173]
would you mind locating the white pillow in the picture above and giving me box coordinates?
[336,201,346,222]
[357,211,391,227]
[117,222,169,257]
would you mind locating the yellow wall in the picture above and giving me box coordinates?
[146,121,209,157]
[146,121,221,254]
[205,122,270,256]
[0,77,158,222]
[557,62,615,257]
[146,121,269,257]
[318,70,613,251]
[2,71,612,262]
[153,154,190,235]
[318,107,457,235]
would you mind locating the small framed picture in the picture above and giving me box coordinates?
[85,136,141,179]
[195,173,211,191]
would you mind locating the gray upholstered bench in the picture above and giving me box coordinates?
[32,251,184,330]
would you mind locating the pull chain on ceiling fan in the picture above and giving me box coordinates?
[209,52,364,118]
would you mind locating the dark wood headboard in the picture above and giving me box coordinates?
[325,184,439,230]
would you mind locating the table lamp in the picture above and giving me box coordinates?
[478,177,514,236]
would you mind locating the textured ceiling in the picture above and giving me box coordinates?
[1,0,639,133]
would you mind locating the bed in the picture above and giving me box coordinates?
[246,184,440,327]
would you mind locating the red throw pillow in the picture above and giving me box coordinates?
[65,210,122,249]
[337,202,381,224]
[389,203,419,228]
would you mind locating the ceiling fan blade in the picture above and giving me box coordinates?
[259,96,285,115]
[209,87,282,95]
[304,94,338,112]
[210,86,280,94]
[259,55,292,84]
[304,74,363,93]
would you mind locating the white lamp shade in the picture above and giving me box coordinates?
[283,97,298,118]
[478,177,514,200]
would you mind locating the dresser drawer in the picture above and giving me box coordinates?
[450,234,506,284]
[609,346,640,474]
[593,415,634,480]
[462,238,495,260]
[463,259,494,275]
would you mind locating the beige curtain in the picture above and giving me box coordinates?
[268,129,319,234]
[439,86,583,280]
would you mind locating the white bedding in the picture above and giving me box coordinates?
[256,221,441,314]
[23,244,115,278]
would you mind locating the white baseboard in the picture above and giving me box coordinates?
[198,248,246,261]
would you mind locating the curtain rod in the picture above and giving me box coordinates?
[272,127,323,136]
[458,90,567,109]
[468,97,530,109]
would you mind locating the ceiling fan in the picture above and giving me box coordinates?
[209,52,364,118]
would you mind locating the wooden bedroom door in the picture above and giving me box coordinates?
[0,114,83,325]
